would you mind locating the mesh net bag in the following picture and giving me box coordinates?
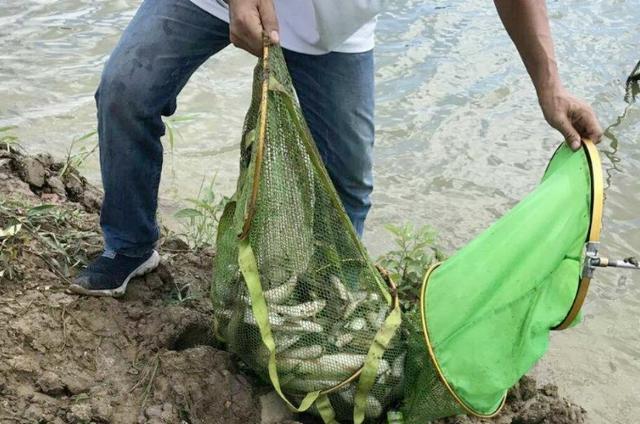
[211,39,404,423]
[401,141,603,423]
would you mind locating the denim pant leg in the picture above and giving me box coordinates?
[283,50,375,237]
[96,0,230,256]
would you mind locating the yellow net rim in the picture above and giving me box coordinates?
[417,140,604,415]
[553,139,603,330]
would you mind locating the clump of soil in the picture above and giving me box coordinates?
[435,376,587,424]
[0,144,587,423]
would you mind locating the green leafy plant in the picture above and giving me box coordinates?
[377,223,445,311]
[60,130,98,177]
[173,176,228,249]
[0,126,22,154]
[167,280,199,305]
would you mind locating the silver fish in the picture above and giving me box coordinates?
[241,276,298,305]
[365,396,383,418]
[243,309,285,326]
[343,291,367,319]
[348,317,367,331]
[338,388,383,418]
[392,352,406,378]
[284,378,342,393]
[371,306,387,329]
[331,275,349,302]
[335,333,354,349]
[377,359,391,378]
[294,354,365,378]
[270,299,326,318]
[377,372,389,385]
[280,345,323,359]
[275,334,302,353]
[264,276,298,304]
[215,308,232,319]
[276,320,323,333]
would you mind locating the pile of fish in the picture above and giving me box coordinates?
[213,271,406,419]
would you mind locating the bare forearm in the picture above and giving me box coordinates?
[493,0,602,148]
[494,0,561,97]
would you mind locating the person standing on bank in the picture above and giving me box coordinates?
[70,0,603,297]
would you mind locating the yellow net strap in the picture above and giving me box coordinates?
[238,239,321,412]
[353,302,402,424]
[316,394,339,424]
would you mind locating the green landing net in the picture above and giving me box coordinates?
[209,33,605,424]
[402,141,603,422]
[211,39,404,423]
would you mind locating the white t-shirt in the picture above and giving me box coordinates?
[190,0,383,54]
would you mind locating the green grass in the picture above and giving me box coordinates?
[59,130,98,177]
[0,199,101,281]
[163,114,197,156]
[0,126,22,154]
[173,175,228,250]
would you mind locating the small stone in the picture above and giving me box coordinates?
[19,157,46,187]
[47,175,66,196]
[64,173,84,198]
[144,402,177,421]
[162,237,189,251]
[81,186,102,212]
[145,273,164,290]
[518,375,538,401]
[90,399,113,421]
[24,404,44,421]
[0,157,11,170]
[67,403,92,423]
[37,371,65,396]
[35,152,54,168]
[8,355,40,373]
[156,264,174,285]
[61,373,92,395]
[41,193,64,203]
[541,383,558,398]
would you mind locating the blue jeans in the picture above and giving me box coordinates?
[96,0,375,256]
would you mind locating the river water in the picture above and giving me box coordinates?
[1,1,638,422]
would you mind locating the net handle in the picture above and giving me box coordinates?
[240,35,270,240]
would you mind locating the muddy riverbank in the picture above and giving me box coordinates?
[0,145,588,423]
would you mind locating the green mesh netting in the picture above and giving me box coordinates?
[402,143,597,422]
[211,42,404,422]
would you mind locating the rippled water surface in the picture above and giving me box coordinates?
[1,1,638,422]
